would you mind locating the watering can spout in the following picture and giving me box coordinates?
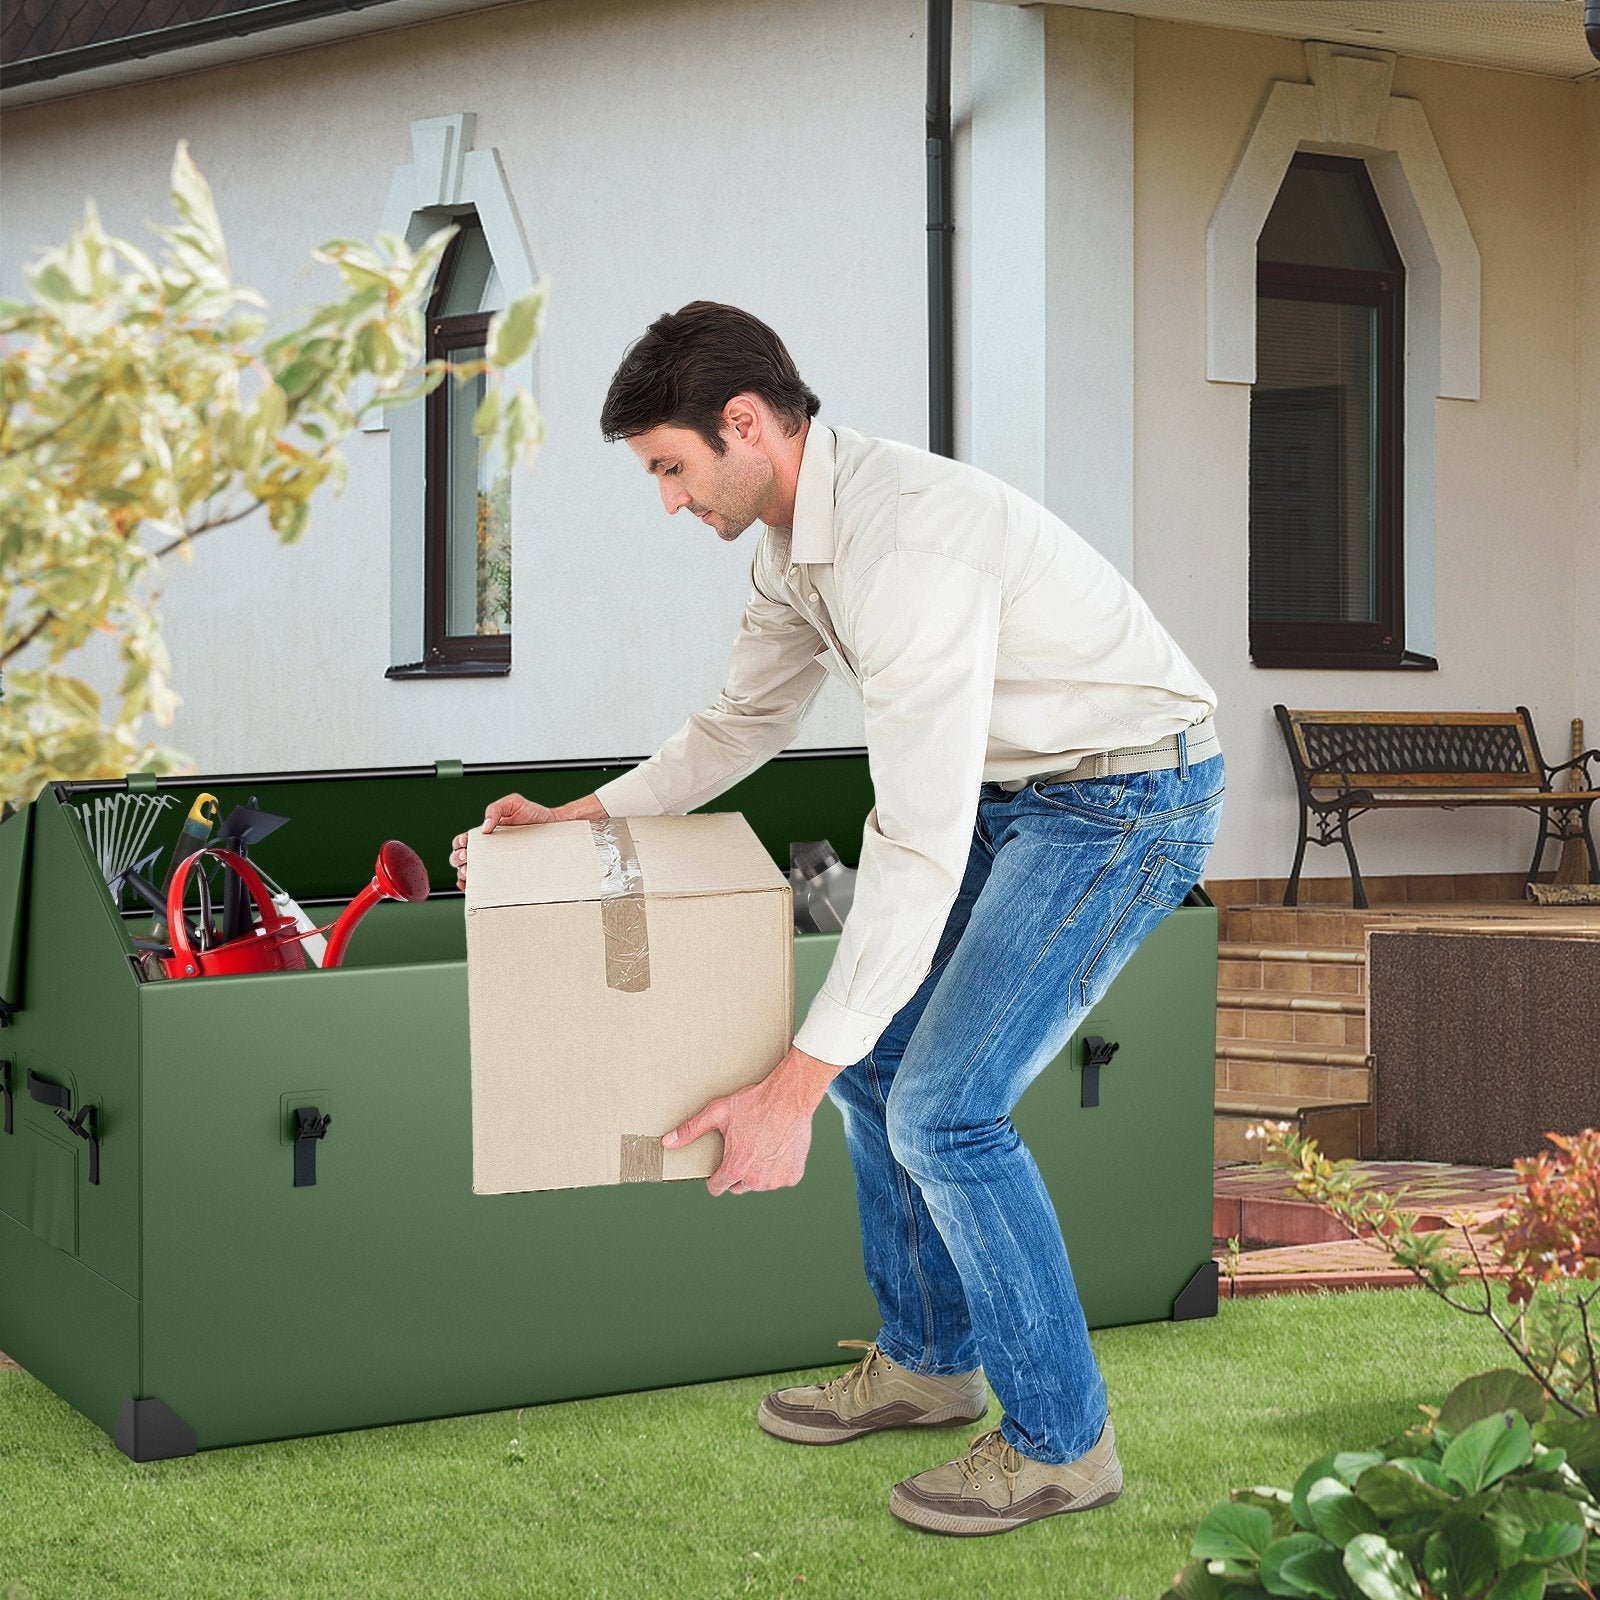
[321,842,431,969]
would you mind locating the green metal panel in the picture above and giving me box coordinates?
[1012,906,1219,1328]
[0,1212,139,1438]
[0,802,32,1014]
[802,910,1217,1333]
[0,793,142,1299]
[135,940,877,1450]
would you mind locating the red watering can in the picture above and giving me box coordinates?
[158,841,430,980]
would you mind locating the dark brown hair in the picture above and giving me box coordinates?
[600,301,820,455]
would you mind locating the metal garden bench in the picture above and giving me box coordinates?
[1273,706,1600,908]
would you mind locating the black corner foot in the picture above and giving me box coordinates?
[1171,1260,1219,1321]
[114,1396,197,1461]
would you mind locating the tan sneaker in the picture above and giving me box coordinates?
[757,1339,989,1446]
[888,1418,1123,1536]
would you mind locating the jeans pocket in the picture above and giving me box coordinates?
[1136,837,1214,910]
[1030,773,1133,821]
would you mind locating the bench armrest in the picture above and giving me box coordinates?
[1541,749,1600,789]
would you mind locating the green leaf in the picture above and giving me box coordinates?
[1262,1533,1348,1599]
[1518,1522,1583,1564]
[472,386,501,440]
[1485,1563,1547,1600]
[1436,1513,1506,1594]
[488,284,547,369]
[1387,1456,1450,1489]
[1355,1463,1457,1518]
[1279,1544,1362,1600]
[1193,1501,1277,1566]
[1493,1487,1587,1535]
[1333,1453,1389,1486]
[1440,1372,1549,1432]
[1295,1457,1342,1531]
[1441,1412,1534,1495]
[1342,1534,1424,1600]
[1308,1479,1382,1549]
[1534,1415,1600,1471]
[168,141,227,263]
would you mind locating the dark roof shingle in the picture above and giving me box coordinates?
[4,0,280,69]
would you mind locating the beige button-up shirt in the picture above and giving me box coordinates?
[594,423,1217,1067]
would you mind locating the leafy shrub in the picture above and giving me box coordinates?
[1165,1368,1600,1599]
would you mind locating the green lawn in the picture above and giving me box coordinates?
[0,1287,1508,1600]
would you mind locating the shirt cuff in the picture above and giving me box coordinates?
[793,991,895,1068]
[592,767,670,819]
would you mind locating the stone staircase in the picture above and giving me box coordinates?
[1214,904,1374,1163]
[1206,882,1600,1163]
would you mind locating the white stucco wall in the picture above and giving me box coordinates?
[0,0,936,775]
[3,1,1593,893]
[1577,80,1600,744]
[1129,20,1585,884]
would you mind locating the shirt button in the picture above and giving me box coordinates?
[809,591,820,603]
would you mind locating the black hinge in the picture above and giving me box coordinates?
[1,1058,11,1134]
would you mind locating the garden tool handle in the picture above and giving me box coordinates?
[165,847,280,975]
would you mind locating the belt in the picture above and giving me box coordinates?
[996,716,1220,792]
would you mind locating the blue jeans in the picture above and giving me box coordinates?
[825,753,1224,1464]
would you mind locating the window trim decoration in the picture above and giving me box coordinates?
[1207,43,1481,670]
[372,114,538,681]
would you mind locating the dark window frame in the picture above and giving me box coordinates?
[420,218,510,674]
[1249,154,1426,671]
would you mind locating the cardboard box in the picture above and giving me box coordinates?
[464,811,793,1193]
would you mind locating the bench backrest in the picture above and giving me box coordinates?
[1274,707,1546,792]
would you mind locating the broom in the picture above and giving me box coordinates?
[1555,718,1589,885]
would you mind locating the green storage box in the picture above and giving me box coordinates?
[0,752,1218,1460]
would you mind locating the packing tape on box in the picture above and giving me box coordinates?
[590,818,651,994]
[619,1133,664,1182]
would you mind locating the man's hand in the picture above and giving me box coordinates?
[664,1045,841,1196]
[449,791,609,890]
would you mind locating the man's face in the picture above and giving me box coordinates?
[627,422,774,542]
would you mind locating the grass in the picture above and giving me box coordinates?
[0,1286,1512,1600]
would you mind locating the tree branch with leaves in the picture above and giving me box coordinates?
[0,140,547,815]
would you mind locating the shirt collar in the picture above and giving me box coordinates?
[783,421,837,565]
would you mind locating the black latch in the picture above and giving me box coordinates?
[1,1059,11,1135]
[294,1106,332,1187]
[1080,1035,1120,1109]
[58,1103,99,1185]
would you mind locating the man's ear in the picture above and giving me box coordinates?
[722,394,762,444]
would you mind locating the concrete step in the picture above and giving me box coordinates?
[1215,1042,1372,1106]
[1217,940,1366,998]
[1217,986,1366,1049]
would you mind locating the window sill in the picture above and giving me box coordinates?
[1250,649,1439,671]
[385,660,511,679]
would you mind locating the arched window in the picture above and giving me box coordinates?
[1250,154,1404,668]
[424,215,510,668]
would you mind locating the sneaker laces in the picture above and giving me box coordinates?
[958,1428,1024,1493]
[819,1339,885,1410]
